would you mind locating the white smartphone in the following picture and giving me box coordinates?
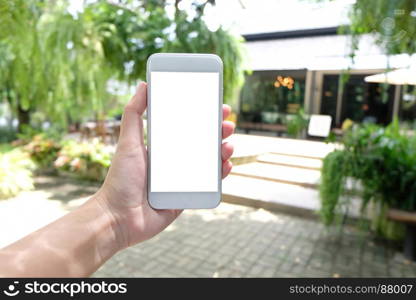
[146,53,223,209]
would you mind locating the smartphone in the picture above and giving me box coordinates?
[146,53,223,209]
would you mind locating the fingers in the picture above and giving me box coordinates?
[221,142,233,179]
[118,82,147,147]
[222,121,235,139]
[222,160,233,179]
[223,104,231,120]
[221,105,234,179]
[125,82,147,115]
[221,142,234,161]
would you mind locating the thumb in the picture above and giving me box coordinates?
[118,82,147,147]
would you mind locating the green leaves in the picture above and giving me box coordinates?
[286,108,309,138]
[319,150,348,225]
[0,148,35,199]
[348,0,416,55]
[56,139,113,181]
[320,121,416,233]
[165,15,246,104]
[0,0,246,127]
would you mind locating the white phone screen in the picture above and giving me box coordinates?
[150,71,219,192]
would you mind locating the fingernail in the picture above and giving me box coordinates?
[136,81,143,92]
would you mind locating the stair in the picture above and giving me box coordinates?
[222,174,362,219]
[257,153,322,170]
[219,135,364,219]
[231,161,321,189]
[222,175,320,218]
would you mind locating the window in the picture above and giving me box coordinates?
[239,70,306,125]
[320,74,395,127]
[400,85,416,123]
[341,75,394,126]
[320,75,338,127]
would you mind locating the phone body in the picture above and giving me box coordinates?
[146,53,223,209]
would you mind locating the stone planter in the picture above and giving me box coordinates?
[388,209,416,261]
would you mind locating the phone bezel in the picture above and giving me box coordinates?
[146,53,223,209]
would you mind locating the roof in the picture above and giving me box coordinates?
[243,27,340,42]
[242,29,413,71]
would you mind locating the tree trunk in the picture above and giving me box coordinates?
[17,105,30,133]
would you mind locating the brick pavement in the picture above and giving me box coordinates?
[94,203,416,278]
[1,176,414,278]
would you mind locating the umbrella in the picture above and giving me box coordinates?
[364,68,416,85]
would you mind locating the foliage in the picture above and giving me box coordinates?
[165,1,246,102]
[319,121,416,239]
[0,148,35,199]
[23,134,62,169]
[343,120,416,211]
[314,0,416,72]
[0,0,114,129]
[0,0,246,131]
[0,103,16,142]
[14,125,63,144]
[0,126,17,143]
[286,108,309,138]
[344,0,416,56]
[319,150,347,225]
[0,143,13,154]
[88,0,246,103]
[54,139,113,181]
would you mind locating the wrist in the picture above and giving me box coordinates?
[87,191,128,260]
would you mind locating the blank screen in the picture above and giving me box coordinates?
[150,71,219,192]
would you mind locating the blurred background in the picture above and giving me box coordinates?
[1,0,416,277]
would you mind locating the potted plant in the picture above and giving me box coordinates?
[319,120,416,259]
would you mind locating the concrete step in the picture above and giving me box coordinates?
[257,153,322,170]
[222,175,362,220]
[227,134,336,160]
[231,162,321,189]
[222,175,320,218]
[270,151,325,160]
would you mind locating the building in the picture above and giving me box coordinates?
[238,26,416,133]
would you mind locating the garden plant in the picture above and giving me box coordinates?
[320,120,416,240]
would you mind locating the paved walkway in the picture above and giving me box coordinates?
[94,203,416,278]
[0,176,414,277]
[0,176,99,248]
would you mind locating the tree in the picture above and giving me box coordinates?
[0,0,116,130]
[347,0,416,56]
[0,0,246,131]
[0,0,49,131]
[87,0,246,102]
[167,0,245,102]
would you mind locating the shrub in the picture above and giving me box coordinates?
[23,134,62,169]
[319,120,415,240]
[0,126,18,143]
[286,109,309,138]
[0,149,35,199]
[54,139,113,181]
[319,150,347,226]
[0,143,13,154]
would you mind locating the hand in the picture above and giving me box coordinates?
[0,82,234,277]
[95,82,235,250]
